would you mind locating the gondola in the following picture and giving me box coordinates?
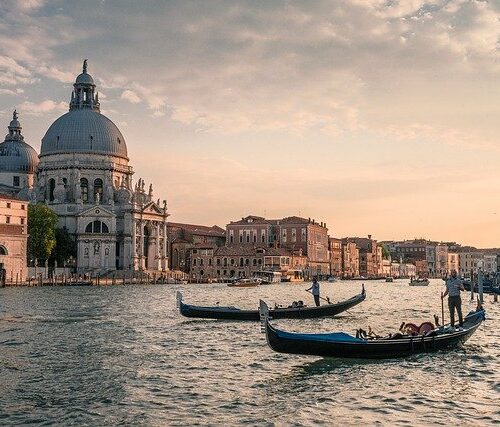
[259,300,485,359]
[176,286,365,321]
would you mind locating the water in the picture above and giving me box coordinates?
[0,279,498,426]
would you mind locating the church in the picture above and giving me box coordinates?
[0,60,169,275]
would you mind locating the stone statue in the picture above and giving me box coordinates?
[148,183,153,198]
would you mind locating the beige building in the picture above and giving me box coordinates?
[341,240,360,278]
[0,194,28,283]
[448,252,459,274]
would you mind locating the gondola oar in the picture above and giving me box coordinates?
[441,291,445,327]
[305,289,331,304]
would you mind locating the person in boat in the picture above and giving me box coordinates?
[442,269,465,330]
[306,277,321,307]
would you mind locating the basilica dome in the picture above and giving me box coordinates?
[39,60,128,160]
[0,111,39,173]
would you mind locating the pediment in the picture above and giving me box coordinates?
[77,205,115,218]
[142,201,164,215]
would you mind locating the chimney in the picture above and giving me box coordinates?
[368,234,372,240]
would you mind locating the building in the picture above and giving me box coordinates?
[188,245,307,281]
[10,60,170,274]
[226,215,330,277]
[168,222,225,273]
[435,244,449,277]
[328,237,342,277]
[483,254,497,274]
[0,194,28,283]
[343,236,380,278]
[341,239,360,278]
[448,252,459,274]
[459,251,483,276]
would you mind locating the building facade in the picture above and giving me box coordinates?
[0,194,28,282]
[8,61,170,274]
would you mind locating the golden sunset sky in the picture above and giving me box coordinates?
[0,0,499,246]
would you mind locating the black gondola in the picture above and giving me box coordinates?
[176,286,366,321]
[259,300,485,359]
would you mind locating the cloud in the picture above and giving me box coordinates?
[17,99,67,116]
[120,89,141,104]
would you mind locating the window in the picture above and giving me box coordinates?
[216,258,221,266]
[49,178,55,201]
[239,257,244,267]
[13,176,20,187]
[223,258,228,266]
[253,259,257,266]
[193,259,197,266]
[85,220,109,233]
[0,245,7,255]
[6,216,10,224]
[245,258,249,265]
[239,231,243,243]
[6,203,11,208]
[261,230,266,243]
[80,178,89,202]
[20,218,25,225]
[21,204,25,210]
[94,178,103,202]
[200,258,204,266]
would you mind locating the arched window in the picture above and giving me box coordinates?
[80,178,89,202]
[143,226,149,256]
[94,178,103,202]
[0,245,7,255]
[49,178,55,201]
[85,220,109,233]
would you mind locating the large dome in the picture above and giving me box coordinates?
[39,60,128,160]
[40,109,128,160]
[0,111,39,173]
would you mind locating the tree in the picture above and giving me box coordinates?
[28,204,58,263]
[50,227,77,265]
[381,244,390,260]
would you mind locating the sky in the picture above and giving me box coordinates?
[0,0,499,247]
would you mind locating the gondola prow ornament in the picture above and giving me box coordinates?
[259,300,270,333]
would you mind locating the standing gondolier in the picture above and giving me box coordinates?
[306,277,321,307]
[442,270,465,330]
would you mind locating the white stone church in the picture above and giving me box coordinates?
[0,60,169,274]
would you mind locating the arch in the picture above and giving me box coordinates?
[0,245,8,255]
[49,178,55,201]
[94,178,103,202]
[80,178,89,202]
[85,220,109,233]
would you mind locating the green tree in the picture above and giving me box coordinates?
[50,227,77,265]
[28,204,58,263]
[381,244,390,260]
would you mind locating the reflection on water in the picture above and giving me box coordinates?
[0,280,498,425]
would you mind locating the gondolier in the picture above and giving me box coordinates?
[306,277,321,307]
[442,270,465,330]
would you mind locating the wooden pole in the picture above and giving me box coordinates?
[441,292,445,326]
[470,269,474,301]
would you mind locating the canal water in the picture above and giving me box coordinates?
[0,280,498,425]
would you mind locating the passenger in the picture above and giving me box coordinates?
[442,269,465,330]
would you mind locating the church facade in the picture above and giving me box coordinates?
[0,61,169,274]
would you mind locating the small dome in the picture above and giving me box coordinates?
[0,110,39,173]
[75,72,94,85]
[40,109,128,160]
[0,140,39,173]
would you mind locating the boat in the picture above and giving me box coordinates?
[385,277,394,283]
[253,270,282,285]
[281,269,304,283]
[409,278,429,286]
[327,277,338,283]
[227,278,260,287]
[259,300,485,359]
[176,286,366,321]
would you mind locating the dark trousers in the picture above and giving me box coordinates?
[314,295,320,307]
[448,296,463,327]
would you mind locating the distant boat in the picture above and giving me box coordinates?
[385,277,394,283]
[409,278,429,286]
[327,277,338,283]
[227,278,260,288]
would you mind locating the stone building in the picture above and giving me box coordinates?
[447,252,459,275]
[0,194,28,283]
[435,244,449,277]
[328,237,342,277]
[9,61,169,274]
[343,236,381,278]
[226,215,330,277]
[341,239,360,278]
[188,245,306,282]
[168,222,225,273]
